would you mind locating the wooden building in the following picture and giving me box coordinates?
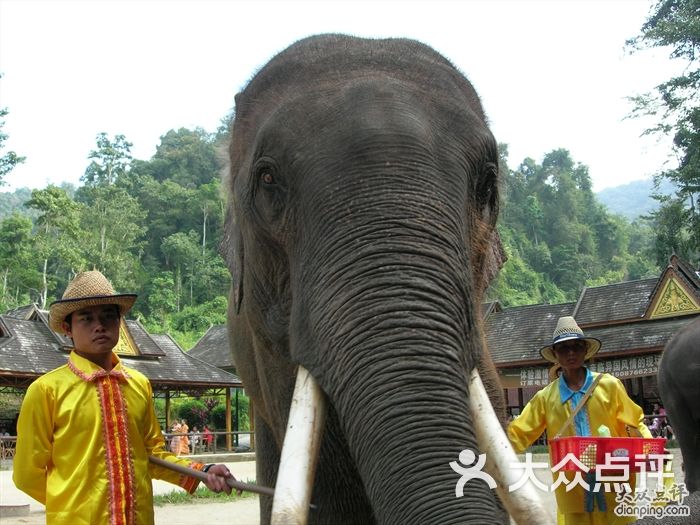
[486,255,700,416]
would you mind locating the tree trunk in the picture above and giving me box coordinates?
[175,266,181,312]
[1,268,8,304]
[41,258,48,309]
[202,205,208,260]
[101,225,107,259]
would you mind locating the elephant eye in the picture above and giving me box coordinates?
[261,170,275,185]
[254,158,279,188]
[252,158,286,225]
[253,157,281,190]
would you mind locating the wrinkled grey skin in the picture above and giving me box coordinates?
[636,318,700,525]
[222,34,507,524]
[658,318,700,494]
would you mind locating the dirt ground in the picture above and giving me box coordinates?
[0,460,261,525]
[1,451,690,524]
[0,499,261,525]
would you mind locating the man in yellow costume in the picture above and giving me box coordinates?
[508,316,652,525]
[14,271,236,525]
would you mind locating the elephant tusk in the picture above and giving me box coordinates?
[271,365,327,525]
[469,368,556,525]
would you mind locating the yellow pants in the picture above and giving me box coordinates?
[557,510,637,525]
[558,510,635,525]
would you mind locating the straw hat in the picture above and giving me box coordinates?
[49,271,137,334]
[539,316,601,363]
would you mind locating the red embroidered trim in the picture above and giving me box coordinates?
[67,358,130,383]
[96,375,135,525]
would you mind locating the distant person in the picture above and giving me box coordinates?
[203,425,214,451]
[178,419,190,456]
[191,426,200,453]
[13,271,236,524]
[170,421,182,455]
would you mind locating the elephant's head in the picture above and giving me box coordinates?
[223,34,533,524]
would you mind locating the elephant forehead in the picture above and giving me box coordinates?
[264,81,439,144]
[233,38,487,141]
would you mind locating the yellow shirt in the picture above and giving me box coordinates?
[14,351,204,525]
[508,370,651,525]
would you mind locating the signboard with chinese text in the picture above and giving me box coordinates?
[519,353,661,387]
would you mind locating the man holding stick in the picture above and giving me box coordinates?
[13,271,235,525]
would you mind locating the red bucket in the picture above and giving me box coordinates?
[549,436,667,472]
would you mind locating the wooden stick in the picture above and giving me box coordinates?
[148,455,275,497]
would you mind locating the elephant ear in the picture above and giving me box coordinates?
[222,209,245,314]
[484,229,506,287]
[231,222,244,314]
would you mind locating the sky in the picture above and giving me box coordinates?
[0,0,687,193]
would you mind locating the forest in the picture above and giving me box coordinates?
[0,130,677,349]
[0,0,698,351]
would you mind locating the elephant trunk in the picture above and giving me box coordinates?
[271,367,550,525]
[292,231,505,523]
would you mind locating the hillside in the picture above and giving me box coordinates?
[0,184,76,222]
[0,187,34,221]
[595,178,676,220]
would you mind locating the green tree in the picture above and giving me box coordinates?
[211,393,250,432]
[121,174,198,265]
[176,399,209,429]
[170,296,228,333]
[494,145,653,301]
[146,128,220,188]
[77,185,146,288]
[628,0,700,264]
[161,231,200,310]
[82,133,133,186]
[196,180,225,258]
[0,214,38,309]
[144,272,178,329]
[648,195,693,266]
[0,105,26,186]
[25,186,85,307]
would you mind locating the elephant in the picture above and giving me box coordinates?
[632,317,700,524]
[222,34,544,524]
[658,316,700,494]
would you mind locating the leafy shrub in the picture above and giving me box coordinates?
[170,296,227,333]
[176,398,208,428]
[211,392,250,431]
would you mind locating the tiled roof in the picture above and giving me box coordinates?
[486,306,698,366]
[481,301,501,319]
[125,320,166,357]
[0,317,67,376]
[573,279,657,325]
[484,303,575,364]
[0,306,240,391]
[4,305,36,320]
[584,317,695,357]
[127,333,241,389]
[671,254,700,289]
[188,325,236,370]
[484,256,700,366]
